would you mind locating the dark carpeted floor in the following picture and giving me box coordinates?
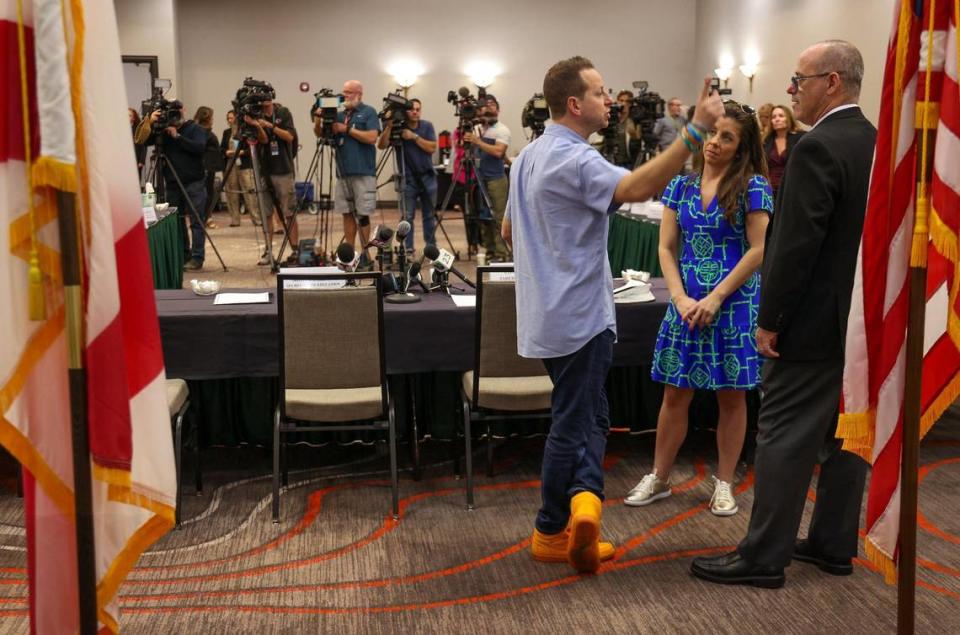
[0,413,957,633]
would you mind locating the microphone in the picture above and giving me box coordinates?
[458,86,470,98]
[395,220,411,241]
[366,224,394,249]
[423,244,475,289]
[334,242,359,271]
[406,261,430,293]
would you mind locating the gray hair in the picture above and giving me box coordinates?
[816,40,864,99]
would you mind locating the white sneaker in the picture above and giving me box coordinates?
[624,472,671,507]
[710,476,738,516]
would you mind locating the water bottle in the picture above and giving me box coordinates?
[142,182,156,210]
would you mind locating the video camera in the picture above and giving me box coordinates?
[521,92,549,138]
[447,86,486,133]
[232,77,276,139]
[710,76,733,97]
[627,81,665,129]
[311,88,343,138]
[139,79,182,132]
[379,91,414,144]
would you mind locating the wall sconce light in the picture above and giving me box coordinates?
[465,61,501,91]
[387,60,425,96]
[739,63,757,92]
[714,66,732,87]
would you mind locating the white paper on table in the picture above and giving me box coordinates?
[214,292,271,305]
[450,295,477,308]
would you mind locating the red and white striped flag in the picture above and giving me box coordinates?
[1,0,176,631]
[839,0,960,583]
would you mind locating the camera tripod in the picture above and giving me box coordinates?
[147,132,227,271]
[436,126,510,261]
[204,127,294,272]
[291,134,346,266]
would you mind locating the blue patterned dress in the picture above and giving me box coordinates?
[651,174,773,390]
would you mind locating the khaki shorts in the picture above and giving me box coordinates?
[335,175,376,216]
[269,173,296,218]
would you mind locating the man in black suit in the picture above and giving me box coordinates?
[691,40,878,588]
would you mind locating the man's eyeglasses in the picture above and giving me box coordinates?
[789,71,840,90]
[722,100,755,115]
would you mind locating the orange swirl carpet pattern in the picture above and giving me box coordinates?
[0,420,957,633]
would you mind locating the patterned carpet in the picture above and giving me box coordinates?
[0,416,957,633]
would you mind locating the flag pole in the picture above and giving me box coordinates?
[898,2,940,629]
[55,189,99,634]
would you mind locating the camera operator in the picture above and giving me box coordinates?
[463,96,510,262]
[652,96,687,152]
[377,98,438,253]
[135,101,208,271]
[315,80,381,269]
[244,97,299,264]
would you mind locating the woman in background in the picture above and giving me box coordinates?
[128,107,146,174]
[763,104,804,196]
[193,106,222,229]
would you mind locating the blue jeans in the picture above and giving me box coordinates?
[168,179,207,263]
[402,172,437,251]
[536,329,614,534]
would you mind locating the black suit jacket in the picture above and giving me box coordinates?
[757,107,877,361]
[763,130,804,158]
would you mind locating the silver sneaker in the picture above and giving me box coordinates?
[624,472,671,507]
[710,476,738,516]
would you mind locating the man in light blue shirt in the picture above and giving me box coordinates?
[504,56,722,573]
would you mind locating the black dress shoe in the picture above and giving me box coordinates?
[691,550,785,588]
[792,539,853,576]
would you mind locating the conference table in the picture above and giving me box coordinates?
[157,281,755,448]
[146,209,183,290]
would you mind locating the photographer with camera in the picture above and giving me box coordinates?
[463,96,511,262]
[315,80,381,269]
[377,98,438,253]
[136,100,209,271]
[244,97,299,264]
[652,96,688,152]
[505,56,722,573]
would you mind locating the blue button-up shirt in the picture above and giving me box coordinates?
[508,124,629,358]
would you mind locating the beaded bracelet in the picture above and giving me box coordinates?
[685,122,705,144]
[679,126,701,153]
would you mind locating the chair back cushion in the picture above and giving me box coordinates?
[479,281,548,378]
[282,287,381,390]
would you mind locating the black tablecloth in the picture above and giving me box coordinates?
[157,283,758,446]
[157,281,671,379]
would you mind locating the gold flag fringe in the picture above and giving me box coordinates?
[865,537,898,585]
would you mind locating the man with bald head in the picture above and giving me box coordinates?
[316,80,381,267]
[692,40,877,588]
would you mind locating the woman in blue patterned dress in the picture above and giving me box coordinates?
[625,102,772,516]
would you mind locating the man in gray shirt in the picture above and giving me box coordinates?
[503,57,722,573]
[652,96,687,152]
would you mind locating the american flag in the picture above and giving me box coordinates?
[1,0,176,630]
[839,0,960,583]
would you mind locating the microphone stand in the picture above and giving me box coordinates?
[384,247,421,303]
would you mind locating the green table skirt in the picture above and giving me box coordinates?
[608,213,661,277]
[147,211,184,289]
[185,369,759,448]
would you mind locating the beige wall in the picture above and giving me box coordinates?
[115,0,182,99]
[693,0,896,124]
[173,0,698,161]
[114,0,897,156]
